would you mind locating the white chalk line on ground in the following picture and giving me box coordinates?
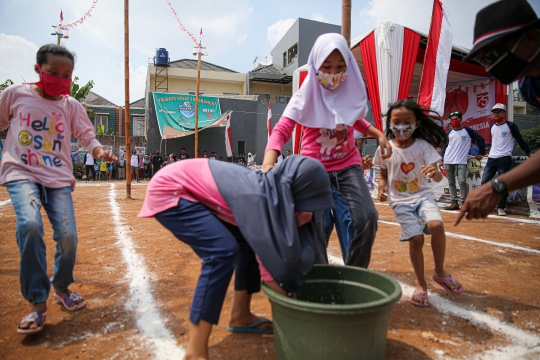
[374,202,540,226]
[377,219,540,255]
[327,253,540,359]
[0,199,11,207]
[108,183,185,359]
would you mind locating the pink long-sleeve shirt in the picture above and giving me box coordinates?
[0,84,102,189]
[266,116,371,171]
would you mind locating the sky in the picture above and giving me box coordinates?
[1,0,539,106]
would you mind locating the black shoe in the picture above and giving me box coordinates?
[444,202,460,211]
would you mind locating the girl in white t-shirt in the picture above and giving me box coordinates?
[374,100,464,307]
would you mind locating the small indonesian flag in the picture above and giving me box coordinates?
[200,28,203,39]
[225,113,233,157]
[60,10,63,21]
[267,103,272,140]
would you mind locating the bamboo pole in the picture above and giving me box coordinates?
[124,0,131,198]
[194,42,202,158]
[342,0,351,46]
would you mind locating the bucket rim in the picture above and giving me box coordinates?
[262,265,402,313]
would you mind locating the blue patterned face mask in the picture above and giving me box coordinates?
[390,122,418,140]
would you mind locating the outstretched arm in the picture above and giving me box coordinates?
[455,151,540,225]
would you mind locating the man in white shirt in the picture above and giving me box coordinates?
[442,111,485,210]
[480,104,531,216]
[130,150,140,183]
[85,152,96,183]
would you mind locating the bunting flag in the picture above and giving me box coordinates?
[267,103,272,140]
[166,0,198,45]
[225,112,233,157]
[417,0,453,116]
[59,0,99,29]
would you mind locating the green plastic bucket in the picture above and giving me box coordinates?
[262,264,402,360]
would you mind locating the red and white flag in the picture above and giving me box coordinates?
[417,0,453,116]
[60,10,64,22]
[225,112,233,157]
[267,103,272,140]
[200,28,203,39]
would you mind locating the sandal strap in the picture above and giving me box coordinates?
[20,311,44,326]
[64,292,83,307]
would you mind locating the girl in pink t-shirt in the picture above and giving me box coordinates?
[0,44,117,334]
[263,33,392,268]
[139,156,334,360]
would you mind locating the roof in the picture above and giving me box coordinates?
[168,59,238,73]
[83,91,117,107]
[130,98,145,108]
[249,63,293,84]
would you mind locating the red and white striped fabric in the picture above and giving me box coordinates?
[224,112,233,157]
[418,0,453,116]
[359,22,421,130]
[267,103,272,140]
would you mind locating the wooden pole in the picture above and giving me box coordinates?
[194,43,202,158]
[57,33,61,45]
[342,0,351,46]
[124,0,131,198]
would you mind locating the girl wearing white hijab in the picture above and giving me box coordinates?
[247,152,254,166]
[263,33,392,268]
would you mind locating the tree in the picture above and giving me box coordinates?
[520,125,540,153]
[70,77,96,119]
[0,79,14,93]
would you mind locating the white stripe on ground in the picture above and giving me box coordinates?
[373,202,540,226]
[108,183,185,358]
[327,253,540,359]
[0,199,11,207]
[378,220,540,255]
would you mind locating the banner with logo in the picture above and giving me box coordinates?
[119,146,127,163]
[135,147,146,156]
[444,79,496,143]
[153,93,227,138]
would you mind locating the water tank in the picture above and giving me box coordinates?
[155,48,169,66]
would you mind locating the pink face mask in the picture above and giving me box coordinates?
[35,64,72,97]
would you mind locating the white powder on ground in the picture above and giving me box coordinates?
[109,183,185,359]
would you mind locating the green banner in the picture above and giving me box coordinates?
[153,93,221,134]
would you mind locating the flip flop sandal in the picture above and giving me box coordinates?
[432,274,464,295]
[227,317,273,334]
[410,289,429,307]
[54,292,86,311]
[17,311,46,334]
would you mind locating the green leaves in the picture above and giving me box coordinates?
[70,76,94,102]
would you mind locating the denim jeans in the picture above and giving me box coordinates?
[323,187,354,262]
[481,156,512,209]
[155,199,260,325]
[6,180,78,304]
[444,163,468,203]
[320,165,378,268]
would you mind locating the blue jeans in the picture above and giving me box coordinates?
[481,156,512,209]
[317,165,378,268]
[323,187,354,262]
[155,199,260,325]
[6,180,78,304]
[444,163,468,203]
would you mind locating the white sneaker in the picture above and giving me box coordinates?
[497,208,507,216]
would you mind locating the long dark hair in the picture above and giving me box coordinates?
[384,99,448,148]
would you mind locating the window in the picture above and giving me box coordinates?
[187,90,206,95]
[133,116,145,137]
[287,44,298,65]
[94,114,108,134]
[283,52,287,67]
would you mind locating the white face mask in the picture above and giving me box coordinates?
[390,122,418,140]
[316,70,348,91]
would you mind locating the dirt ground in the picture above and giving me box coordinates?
[0,180,539,360]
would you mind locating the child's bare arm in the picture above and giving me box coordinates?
[378,168,388,201]
[421,163,442,182]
